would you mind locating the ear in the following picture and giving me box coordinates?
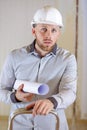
[32,28,36,37]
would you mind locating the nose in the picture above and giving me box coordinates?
[45,30,52,38]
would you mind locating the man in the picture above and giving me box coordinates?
[0,5,77,130]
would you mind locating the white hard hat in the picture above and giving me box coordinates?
[31,5,63,27]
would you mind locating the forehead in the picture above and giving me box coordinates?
[36,24,59,28]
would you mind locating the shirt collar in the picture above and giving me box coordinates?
[27,39,57,55]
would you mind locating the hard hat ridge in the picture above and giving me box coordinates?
[31,5,63,27]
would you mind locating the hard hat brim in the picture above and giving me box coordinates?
[31,21,63,28]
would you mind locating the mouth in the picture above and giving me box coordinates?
[43,39,52,44]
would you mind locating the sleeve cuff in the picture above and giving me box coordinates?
[47,97,58,109]
[10,92,21,103]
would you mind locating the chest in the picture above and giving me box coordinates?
[14,54,67,83]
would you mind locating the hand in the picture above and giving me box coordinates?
[26,99,54,116]
[15,84,34,102]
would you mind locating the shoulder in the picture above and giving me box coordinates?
[5,45,31,65]
[56,47,76,61]
[55,47,77,68]
[9,44,31,58]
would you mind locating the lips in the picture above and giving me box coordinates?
[43,39,52,44]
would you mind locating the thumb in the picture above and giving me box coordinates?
[18,84,24,91]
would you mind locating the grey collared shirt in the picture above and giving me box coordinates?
[0,40,77,109]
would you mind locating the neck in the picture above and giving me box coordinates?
[35,43,50,57]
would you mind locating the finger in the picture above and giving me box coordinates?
[23,92,32,97]
[26,102,35,110]
[23,93,34,102]
[33,100,42,111]
[17,84,24,91]
[33,100,42,116]
[41,106,51,115]
[33,99,54,115]
[33,100,48,115]
[36,102,46,114]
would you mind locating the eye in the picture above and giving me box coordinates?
[52,28,57,33]
[40,28,47,32]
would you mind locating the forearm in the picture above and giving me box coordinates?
[52,88,76,109]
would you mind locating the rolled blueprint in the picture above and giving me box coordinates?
[14,80,49,95]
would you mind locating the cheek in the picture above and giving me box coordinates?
[52,35,59,41]
[37,33,44,39]
[55,33,60,40]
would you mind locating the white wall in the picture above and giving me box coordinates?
[80,0,87,119]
